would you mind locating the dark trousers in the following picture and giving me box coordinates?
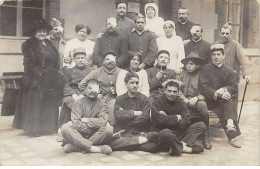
[157,122,207,156]
[207,97,241,140]
[109,135,158,153]
[190,101,209,131]
[58,96,74,128]
[61,123,113,151]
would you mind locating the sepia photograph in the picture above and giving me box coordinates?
[0,0,259,166]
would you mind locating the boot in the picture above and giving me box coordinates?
[203,132,212,150]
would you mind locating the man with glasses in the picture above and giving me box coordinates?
[126,14,158,69]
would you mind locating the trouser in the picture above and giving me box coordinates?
[109,135,158,153]
[58,96,74,128]
[63,96,74,109]
[190,101,209,131]
[101,96,116,126]
[61,123,113,151]
[207,97,241,140]
[157,122,207,156]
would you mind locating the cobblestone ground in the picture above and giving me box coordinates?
[0,102,259,166]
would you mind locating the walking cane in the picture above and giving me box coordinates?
[237,80,249,124]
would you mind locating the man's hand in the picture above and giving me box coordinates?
[221,91,231,100]
[134,111,142,116]
[244,75,251,82]
[159,111,167,116]
[214,88,225,100]
[156,70,164,80]
[78,94,85,99]
[176,115,182,121]
[81,118,88,123]
[175,68,183,75]
[183,39,191,46]
[138,63,146,69]
[187,97,198,108]
[72,94,78,101]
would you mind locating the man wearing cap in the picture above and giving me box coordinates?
[48,18,66,70]
[199,44,241,148]
[177,51,212,149]
[184,24,211,65]
[150,80,206,156]
[217,22,250,82]
[109,72,159,152]
[175,7,194,41]
[127,14,158,69]
[58,47,94,137]
[61,79,113,154]
[115,0,135,38]
[146,50,176,102]
[79,51,122,126]
[93,17,128,69]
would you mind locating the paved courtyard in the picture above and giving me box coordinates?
[0,101,259,166]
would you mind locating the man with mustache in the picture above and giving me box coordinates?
[199,44,242,148]
[93,17,128,69]
[115,0,135,38]
[184,24,211,65]
[126,14,158,69]
[146,50,176,102]
[175,7,194,41]
[109,72,158,152]
[79,52,122,126]
[61,79,113,154]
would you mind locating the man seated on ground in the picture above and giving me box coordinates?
[57,47,93,141]
[146,50,176,103]
[177,51,212,149]
[61,79,113,154]
[78,51,121,126]
[151,80,206,156]
[198,44,241,148]
[109,72,158,152]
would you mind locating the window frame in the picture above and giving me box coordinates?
[0,0,46,39]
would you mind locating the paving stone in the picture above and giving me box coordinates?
[135,151,149,155]
[0,152,12,160]
[10,147,28,153]
[1,159,24,166]
[146,155,164,162]
[17,152,36,158]
[122,154,140,161]
[100,156,120,162]
[23,157,47,165]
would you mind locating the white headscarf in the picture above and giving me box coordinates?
[163,20,177,37]
[144,3,159,17]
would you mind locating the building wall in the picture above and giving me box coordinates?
[60,0,115,40]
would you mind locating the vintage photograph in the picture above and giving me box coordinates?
[0,0,259,166]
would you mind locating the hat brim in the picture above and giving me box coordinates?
[181,57,204,65]
[30,24,53,35]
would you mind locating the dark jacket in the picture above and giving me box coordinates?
[175,20,194,40]
[127,28,158,67]
[198,62,238,101]
[93,30,128,68]
[151,95,191,132]
[22,37,61,90]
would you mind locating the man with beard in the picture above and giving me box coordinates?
[109,72,159,152]
[93,17,128,69]
[184,24,211,65]
[199,44,241,148]
[79,52,122,126]
[48,18,66,70]
[61,79,113,154]
[115,0,135,37]
[175,7,194,42]
[126,14,158,69]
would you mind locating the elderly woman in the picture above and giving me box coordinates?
[116,54,150,97]
[144,3,164,38]
[63,24,95,68]
[157,20,185,74]
[13,18,62,136]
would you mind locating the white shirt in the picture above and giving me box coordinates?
[116,69,150,97]
[64,38,95,68]
[157,35,185,71]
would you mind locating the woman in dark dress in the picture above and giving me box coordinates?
[13,18,62,136]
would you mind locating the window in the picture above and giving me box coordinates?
[0,0,45,38]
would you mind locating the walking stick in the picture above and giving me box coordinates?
[237,80,249,124]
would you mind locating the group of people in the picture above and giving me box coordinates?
[12,0,251,157]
